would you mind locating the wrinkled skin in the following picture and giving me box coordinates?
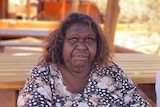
[62,23,97,74]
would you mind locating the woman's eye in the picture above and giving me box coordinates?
[85,38,94,42]
[69,38,77,42]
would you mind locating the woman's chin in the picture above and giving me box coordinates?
[73,60,88,67]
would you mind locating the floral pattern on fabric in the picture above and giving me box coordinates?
[17,62,150,107]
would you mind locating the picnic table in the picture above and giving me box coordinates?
[0,53,160,107]
[1,53,160,87]
[0,53,40,107]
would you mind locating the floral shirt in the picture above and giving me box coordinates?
[17,62,150,107]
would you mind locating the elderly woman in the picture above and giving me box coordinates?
[17,13,150,107]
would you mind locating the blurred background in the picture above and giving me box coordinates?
[0,0,160,56]
[0,1,159,106]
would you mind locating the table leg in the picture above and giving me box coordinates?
[0,90,17,107]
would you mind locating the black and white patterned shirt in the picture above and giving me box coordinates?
[17,62,150,107]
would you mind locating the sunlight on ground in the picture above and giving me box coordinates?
[115,30,160,56]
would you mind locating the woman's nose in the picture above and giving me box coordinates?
[76,41,87,50]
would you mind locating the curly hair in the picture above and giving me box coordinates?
[40,13,112,66]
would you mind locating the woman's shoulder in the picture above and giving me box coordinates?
[30,62,59,77]
[33,62,50,72]
[94,62,133,83]
[29,62,53,77]
[95,62,124,75]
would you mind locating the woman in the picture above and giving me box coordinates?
[17,13,150,107]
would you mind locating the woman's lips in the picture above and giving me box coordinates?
[73,55,88,61]
[72,51,89,61]
[75,55,87,59]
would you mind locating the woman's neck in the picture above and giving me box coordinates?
[59,65,91,93]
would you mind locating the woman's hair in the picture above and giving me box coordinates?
[40,12,112,66]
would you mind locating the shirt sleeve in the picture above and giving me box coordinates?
[111,62,151,107]
[17,63,53,107]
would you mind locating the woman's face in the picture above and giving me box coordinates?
[62,23,97,73]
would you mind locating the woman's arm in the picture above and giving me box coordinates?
[17,63,52,107]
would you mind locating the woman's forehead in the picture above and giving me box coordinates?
[67,23,92,30]
[66,23,95,35]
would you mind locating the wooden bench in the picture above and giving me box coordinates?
[0,20,57,48]
[0,53,40,107]
[0,27,50,52]
[0,19,59,29]
[0,37,44,53]
[114,53,160,84]
[0,53,159,107]
[0,41,43,47]
[1,53,159,87]
[0,28,51,38]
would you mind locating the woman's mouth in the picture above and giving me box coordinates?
[75,55,88,60]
